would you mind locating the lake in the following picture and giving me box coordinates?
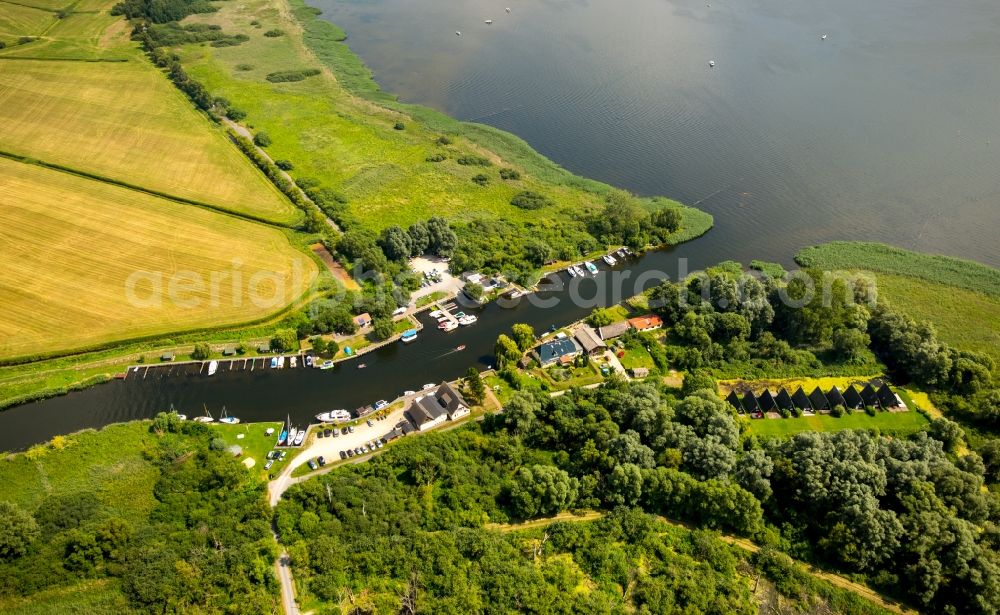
[315,0,1000,267]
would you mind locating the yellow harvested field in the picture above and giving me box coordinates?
[0,158,318,359]
[0,59,297,223]
[0,2,55,41]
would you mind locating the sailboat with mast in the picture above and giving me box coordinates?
[192,405,214,423]
[217,406,240,424]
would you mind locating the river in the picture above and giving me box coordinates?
[4,0,998,449]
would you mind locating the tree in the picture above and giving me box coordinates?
[681,370,716,397]
[503,392,540,435]
[928,418,964,453]
[0,501,38,559]
[464,367,486,405]
[379,225,413,261]
[606,463,643,507]
[270,328,298,352]
[832,327,871,362]
[734,450,773,501]
[463,281,484,301]
[190,342,212,361]
[510,465,578,518]
[426,217,457,257]
[371,317,394,341]
[650,206,681,233]
[587,308,615,328]
[407,222,430,256]
[494,334,521,369]
[609,431,656,469]
[253,131,271,147]
[511,323,535,352]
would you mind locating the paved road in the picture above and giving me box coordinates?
[274,551,298,615]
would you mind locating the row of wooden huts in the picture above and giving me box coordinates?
[726,382,904,417]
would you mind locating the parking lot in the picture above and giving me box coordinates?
[283,403,410,475]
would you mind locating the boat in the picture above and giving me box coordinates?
[270,357,278,368]
[429,310,443,318]
[440,321,458,332]
[278,428,288,445]
[584,261,598,275]
[287,426,298,444]
[456,344,466,351]
[422,383,436,390]
[567,266,578,278]
[458,314,478,326]
[602,254,617,266]
[709,60,716,67]
[506,7,511,13]
[290,356,297,368]
[573,265,586,277]
[207,360,218,376]
[484,19,493,24]
[293,430,305,446]
[277,356,285,368]
[304,355,313,367]
[401,329,418,344]
[176,414,187,421]
[316,409,351,423]
[821,34,828,40]
[454,311,466,319]
[403,390,416,396]
[456,31,461,36]
[319,360,335,370]
[218,407,240,425]
[193,406,214,423]
[358,363,367,369]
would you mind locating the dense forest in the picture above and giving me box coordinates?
[0,418,278,613]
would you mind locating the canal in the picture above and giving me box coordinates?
[0,240,745,451]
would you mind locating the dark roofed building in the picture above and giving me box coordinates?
[860,383,881,408]
[791,387,813,411]
[535,338,581,367]
[405,382,470,431]
[758,389,778,412]
[843,385,864,409]
[574,325,606,355]
[598,321,630,341]
[726,390,744,413]
[742,391,761,414]
[826,386,847,410]
[877,383,900,408]
[809,387,831,411]
[775,388,795,412]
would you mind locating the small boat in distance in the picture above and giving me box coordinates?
[821,34,828,40]
[456,344,466,351]
[218,407,240,425]
[422,383,436,390]
[602,254,617,266]
[277,356,285,369]
[485,19,493,24]
[709,60,716,67]
[584,261,598,275]
[290,356,297,368]
[401,329,418,344]
[270,357,277,368]
[506,7,511,13]
[567,266,578,278]
[319,360,334,370]
[207,360,218,376]
[193,406,214,423]
[458,314,478,326]
[358,363,367,369]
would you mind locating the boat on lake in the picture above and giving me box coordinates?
[401,329,418,343]
[270,357,278,368]
[293,430,305,446]
[458,314,478,326]
[567,266,578,278]
[277,356,285,369]
[572,265,586,277]
[218,407,240,424]
[207,360,218,376]
[316,409,351,423]
[440,321,458,332]
[422,383,436,390]
[358,363,367,369]
[602,254,617,265]
[584,261,598,275]
[319,360,334,370]
[193,406,214,423]
[290,356,297,368]
[456,344,466,351]
[278,428,288,445]
[485,19,493,24]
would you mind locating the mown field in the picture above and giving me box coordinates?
[0,157,317,360]
[0,58,296,222]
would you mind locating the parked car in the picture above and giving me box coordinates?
[348,425,355,433]
[267,451,280,460]
[339,451,347,460]
[307,459,318,470]
[366,419,374,427]
[264,460,274,470]
[331,429,339,437]
[376,441,384,449]
[279,451,287,459]
[341,427,349,435]
[318,456,326,467]
[346,449,354,458]
[324,428,332,437]
[317,430,325,438]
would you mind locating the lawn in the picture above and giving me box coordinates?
[0,2,56,45]
[0,158,317,360]
[746,410,929,438]
[534,362,604,391]
[209,421,287,479]
[619,344,656,371]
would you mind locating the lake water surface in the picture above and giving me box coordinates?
[316,0,1000,266]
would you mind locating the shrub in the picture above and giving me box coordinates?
[275,159,294,170]
[499,168,521,180]
[226,107,246,121]
[830,405,844,418]
[250,19,259,25]
[265,68,321,83]
[295,177,320,189]
[436,136,452,145]
[791,406,802,417]
[236,63,253,71]
[263,29,284,37]
[425,153,446,163]
[457,155,491,166]
[253,131,272,147]
[779,407,791,418]
[510,190,552,210]
[18,36,36,44]
[472,174,489,186]
[865,405,877,416]
[190,342,212,361]
[0,41,5,50]
[393,121,405,130]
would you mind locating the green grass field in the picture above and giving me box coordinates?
[795,241,1000,300]
[0,1,56,45]
[746,410,929,438]
[0,157,316,360]
[0,579,137,615]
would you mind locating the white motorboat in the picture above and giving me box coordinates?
[602,254,617,266]
[422,383,436,390]
[567,266,578,277]
[584,261,598,275]
[290,356,297,368]
[293,431,305,446]
[207,360,218,376]
[485,19,493,24]
[316,409,351,423]
[458,314,478,325]
[277,356,285,368]
[218,407,240,424]
[440,321,458,332]
[709,60,716,67]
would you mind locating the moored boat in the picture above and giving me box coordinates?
[277,356,285,369]
[316,409,351,423]
[207,360,218,376]
[217,407,240,424]
[602,254,617,266]
[440,321,458,332]
[401,329,418,343]
[458,314,478,325]
[584,261,598,275]
[270,357,278,368]
[319,360,335,370]
[290,356,297,368]
[567,266,578,278]
[293,430,305,446]
[456,344,466,351]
